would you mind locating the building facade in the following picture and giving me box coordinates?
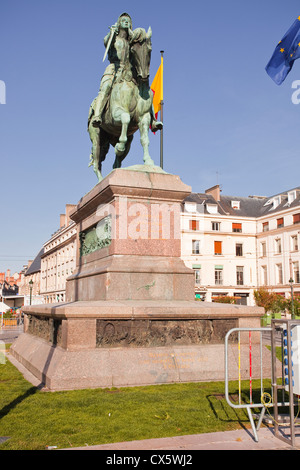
[20,249,44,305]
[256,188,300,297]
[40,204,77,303]
[20,186,300,308]
[181,185,300,305]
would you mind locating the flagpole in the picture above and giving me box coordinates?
[160,50,164,169]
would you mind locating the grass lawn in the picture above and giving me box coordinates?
[0,351,272,450]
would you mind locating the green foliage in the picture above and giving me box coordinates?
[254,288,283,314]
[213,296,237,304]
[254,287,300,322]
[3,310,14,319]
[284,297,300,317]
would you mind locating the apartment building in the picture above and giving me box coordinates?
[256,187,300,297]
[40,204,76,303]
[181,185,300,305]
[29,185,300,307]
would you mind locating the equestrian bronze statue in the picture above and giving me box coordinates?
[88,13,162,182]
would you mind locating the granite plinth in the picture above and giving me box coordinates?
[10,334,274,391]
[10,299,265,390]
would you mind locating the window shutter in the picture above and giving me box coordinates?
[214,241,222,255]
[277,218,284,228]
[189,219,199,230]
[232,223,242,232]
[293,213,300,224]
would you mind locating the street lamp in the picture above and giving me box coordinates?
[29,279,33,306]
[289,278,295,320]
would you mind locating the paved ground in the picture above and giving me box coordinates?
[63,426,300,451]
[0,325,24,343]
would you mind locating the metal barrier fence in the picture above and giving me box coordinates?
[1,319,18,327]
[225,327,271,443]
[0,316,22,328]
[225,321,300,447]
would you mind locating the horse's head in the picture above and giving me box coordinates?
[130,27,152,82]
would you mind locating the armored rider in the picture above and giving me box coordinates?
[91,12,162,132]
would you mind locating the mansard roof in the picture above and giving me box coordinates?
[25,248,44,276]
[185,186,300,218]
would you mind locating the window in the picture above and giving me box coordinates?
[261,242,267,257]
[232,223,242,233]
[231,201,240,210]
[277,217,284,228]
[192,240,200,254]
[214,241,222,255]
[206,204,218,214]
[275,238,282,254]
[215,266,223,285]
[194,269,201,285]
[276,264,283,284]
[261,266,268,285]
[185,203,197,213]
[291,235,299,251]
[236,243,243,256]
[293,262,300,283]
[272,196,281,210]
[293,213,300,224]
[288,191,297,204]
[189,219,199,231]
[212,222,221,231]
[236,266,244,286]
[262,222,269,232]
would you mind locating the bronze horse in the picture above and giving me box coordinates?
[88,27,156,182]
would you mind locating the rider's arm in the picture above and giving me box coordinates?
[104,23,117,46]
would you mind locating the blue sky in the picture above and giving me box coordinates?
[1,0,300,273]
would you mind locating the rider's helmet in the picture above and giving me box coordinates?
[117,13,132,29]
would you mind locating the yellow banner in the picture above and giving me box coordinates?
[150,56,163,116]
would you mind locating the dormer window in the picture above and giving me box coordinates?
[231,200,240,210]
[206,203,218,214]
[288,191,297,204]
[272,196,281,209]
[185,203,197,213]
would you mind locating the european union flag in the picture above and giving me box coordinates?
[266,17,300,85]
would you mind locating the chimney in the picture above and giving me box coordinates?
[65,204,77,225]
[205,184,221,202]
[60,213,66,228]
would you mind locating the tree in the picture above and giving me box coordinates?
[253,288,284,315]
[284,297,300,317]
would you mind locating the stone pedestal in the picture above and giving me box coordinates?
[65,165,194,302]
[10,166,265,390]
